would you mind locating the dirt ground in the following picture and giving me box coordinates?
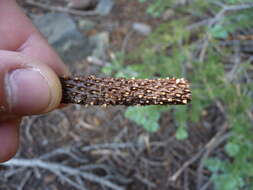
[0,1,224,190]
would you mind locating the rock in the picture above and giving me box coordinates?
[67,0,114,16]
[132,22,152,36]
[78,19,96,31]
[31,13,110,75]
[95,0,114,16]
[89,32,109,59]
[67,0,98,9]
[176,0,187,5]
[31,13,93,68]
[32,13,83,46]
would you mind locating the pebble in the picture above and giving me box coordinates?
[132,22,152,36]
[95,0,114,16]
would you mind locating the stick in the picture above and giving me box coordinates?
[60,75,192,106]
[25,0,98,16]
[3,158,124,190]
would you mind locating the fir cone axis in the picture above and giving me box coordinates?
[60,75,191,106]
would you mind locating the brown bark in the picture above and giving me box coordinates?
[60,75,191,106]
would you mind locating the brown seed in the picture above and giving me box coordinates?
[179,84,186,88]
[74,77,80,81]
[182,99,188,104]
[66,84,72,87]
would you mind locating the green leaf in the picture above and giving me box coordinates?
[125,106,168,132]
[204,158,225,173]
[101,65,113,75]
[225,142,240,157]
[213,174,244,190]
[175,127,188,140]
[209,24,228,39]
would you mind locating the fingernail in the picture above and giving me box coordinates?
[6,68,51,115]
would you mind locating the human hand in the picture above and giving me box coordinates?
[0,0,70,162]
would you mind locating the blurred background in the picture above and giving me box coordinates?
[1,0,253,190]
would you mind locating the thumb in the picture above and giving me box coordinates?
[0,50,62,118]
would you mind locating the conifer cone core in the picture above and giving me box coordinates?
[60,75,191,106]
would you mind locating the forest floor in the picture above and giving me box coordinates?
[0,1,226,190]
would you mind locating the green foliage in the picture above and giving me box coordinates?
[225,142,240,157]
[101,52,125,76]
[174,106,188,140]
[125,106,169,132]
[137,0,171,18]
[102,1,253,189]
[209,9,253,39]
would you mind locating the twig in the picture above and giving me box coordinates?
[3,167,25,179]
[134,173,157,188]
[226,41,241,82]
[25,0,98,17]
[198,3,253,62]
[198,35,210,62]
[186,18,211,31]
[196,123,231,189]
[209,3,253,27]
[54,171,89,190]
[2,158,124,190]
[200,179,212,190]
[168,123,230,182]
[223,3,253,11]
[121,30,135,54]
[18,171,32,190]
[82,142,135,152]
[22,116,40,141]
[168,148,205,182]
[183,169,189,190]
[39,147,88,163]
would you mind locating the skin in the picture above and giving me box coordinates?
[0,0,70,162]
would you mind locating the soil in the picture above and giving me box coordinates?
[0,1,222,190]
